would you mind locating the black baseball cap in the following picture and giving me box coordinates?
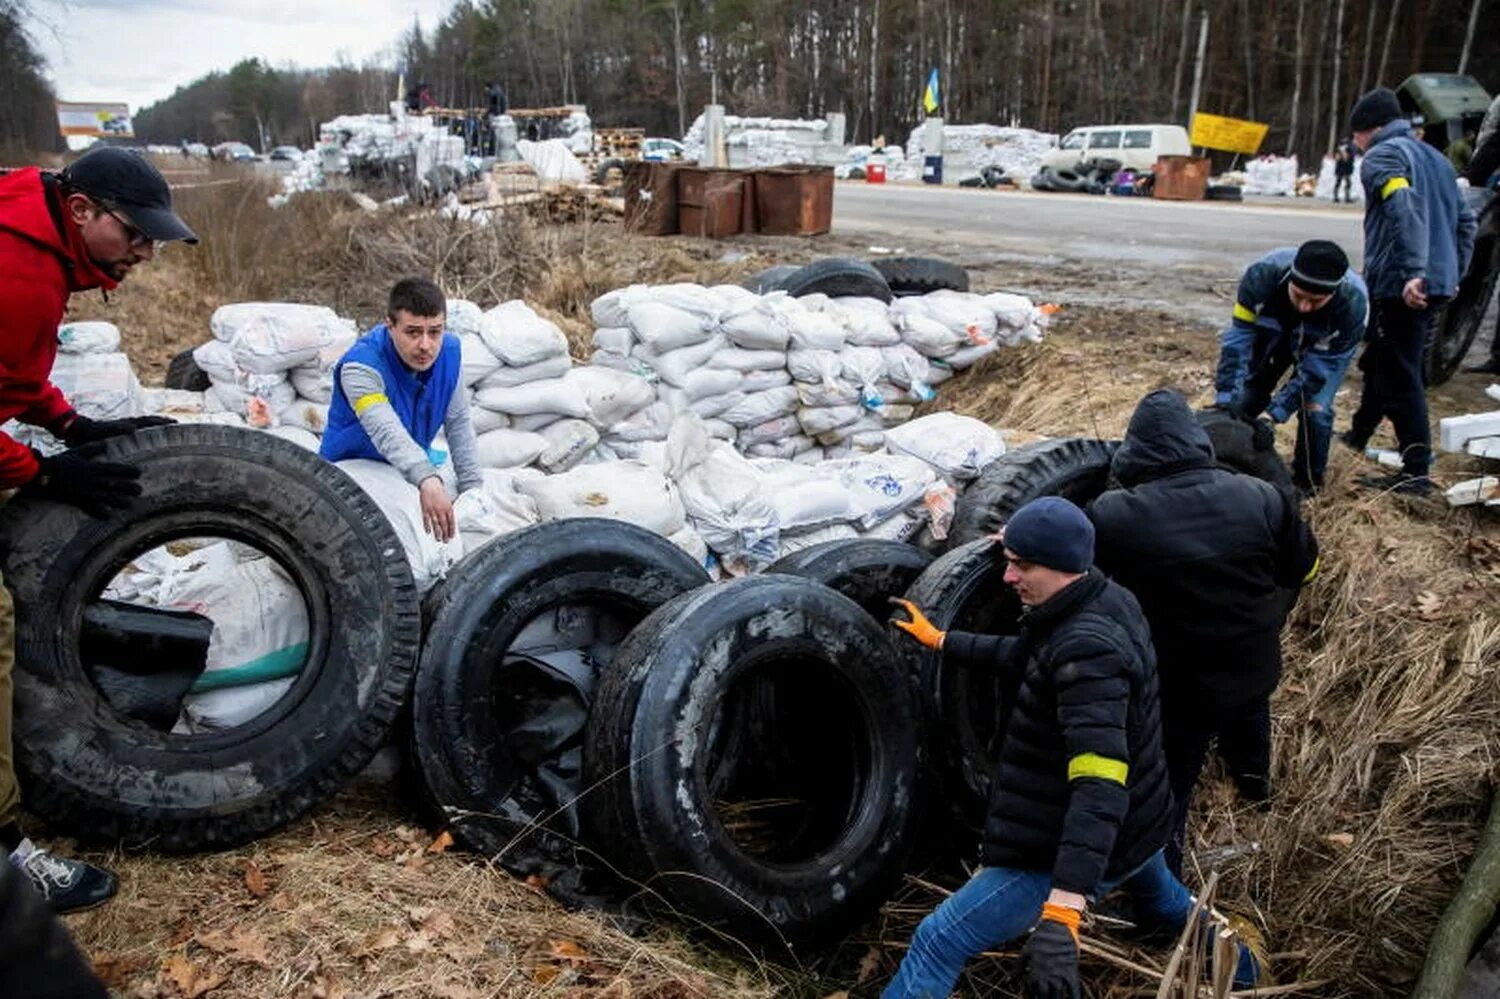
[58,146,198,244]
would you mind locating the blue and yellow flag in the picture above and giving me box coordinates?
[923,68,940,114]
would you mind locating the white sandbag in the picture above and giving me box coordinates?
[213,303,357,374]
[265,425,321,451]
[289,363,332,403]
[560,366,656,427]
[687,390,744,421]
[664,367,742,403]
[741,369,792,392]
[703,418,738,441]
[336,459,464,594]
[707,283,760,315]
[797,404,863,436]
[590,285,644,329]
[897,308,965,358]
[516,138,587,183]
[815,413,885,445]
[140,388,206,416]
[278,399,330,435]
[459,332,504,388]
[192,340,240,383]
[787,349,843,386]
[827,453,937,528]
[795,380,861,407]
[475,375,591,418]
[640,335,727,386]
[476,353,573,390]
[945,342,999,371]
[664,416,780,565]
[921,291,998,345]
[591,326,636,355]
[645,283,727,319]
[536,418,600,473]
[519,459,687,537]
[478,300,570,367]
[823,443,854,459]
[861,510,924,543]
[720,385,800,427]
[56,320,121,355]
[48,351,143,420]
[830,300,901,347]
[590,348,647,377]
[875,402,916,425]
[607,401,675,442]
[983,292,1041,331]
[746,436,816,459]
[445,299,484,338]
[881,343,937,400]
[470,407,511,433]
[454,469,542,552]
[924,359,956,385]
[205,378,297,426]
[884,412,1005,483]
[626,301,714,352]
[505,412,562,433]
[706,346,788,372]
[475,428,549,468]
[738,414,804,447]
[175,411,247,428]
[719,297,794,350]
[840,345,888,406]
[758,463,853,531]
[776,522,860,557]
[155,543,307,732]
[667,524,712,569]
[787,309,847,351]
[851,430,886,451]
[594,439,642,460]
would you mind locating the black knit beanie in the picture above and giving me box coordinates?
[1348,87,1402,133]
[1000,496,1094,574]
[1290,240,1348,294]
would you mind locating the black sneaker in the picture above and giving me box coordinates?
[1462,358,1500,375]
[1338,430,1368,453]
[8,838,118,913]
[1356,471,1433,497]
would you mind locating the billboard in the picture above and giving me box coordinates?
[56,102,134,139]
[1189,112,1269,155]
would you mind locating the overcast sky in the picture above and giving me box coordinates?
[28,0,456,113]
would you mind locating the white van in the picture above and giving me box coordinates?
[1040,124,1192,172]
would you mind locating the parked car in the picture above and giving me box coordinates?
[211,142,257,162]
[269,146,302,161]
[642,137,685,162]
[1040,124,1191,173]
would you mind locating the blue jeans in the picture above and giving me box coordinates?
[882,850,1195,999]
[1234,332,1351,490]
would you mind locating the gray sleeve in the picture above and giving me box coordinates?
[339,362,439,486]
[1478,95,1500,151]
[445,386,483,492]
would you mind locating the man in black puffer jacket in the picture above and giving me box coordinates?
[1088,390,1319,875]
[887,497,1257,999]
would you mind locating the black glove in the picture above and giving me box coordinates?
[28,447,142,518]
[61,414,175,448]
[1022,917,1080,999]
[1250,416,1276,451]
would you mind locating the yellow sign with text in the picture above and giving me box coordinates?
[1189,112,1269,154]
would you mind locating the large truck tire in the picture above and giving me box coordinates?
[0,424,420,851]
[740,264,801,294]
[781,257,894,303]
[766,538,933,623]
[583,575,919,946]
[1426,190,1498,386]
[871,257,970,296]
[411,519,708,872]
[164,347,211,392]
[1193,407,1297,499]
[947,438,1119,548]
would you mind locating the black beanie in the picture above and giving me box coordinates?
[1349,87,1401,133]
[1000,496,1094,574]
[1290,240,1348,294]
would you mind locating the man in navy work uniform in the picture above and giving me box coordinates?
[885,497,1257,999]
[1214,240,1367,494]
[319,277,482,541]
[1341,87,1476,495]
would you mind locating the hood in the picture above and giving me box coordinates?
[0,168,117,293]
[1111,389,1215,487]
[1370,117,1415,148]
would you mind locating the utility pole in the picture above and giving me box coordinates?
[1186,6,1209,132]
[1458,0,1484,75]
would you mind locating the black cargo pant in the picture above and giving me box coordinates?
[1160,692,1272,876]
[1349,298,1443,478]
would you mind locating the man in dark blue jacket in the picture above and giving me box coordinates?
[1342,88,1477,494]
[886,497,1257,998]
[1215,241,1367,493]
[1089,390,1319,874]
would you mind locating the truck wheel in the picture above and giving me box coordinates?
[740,264,801,294]
[0,425,420,850]
[781,258,893,303]
[767,538,933,622]
[594,158,628,194]
[947,438,1119,548]
[871,257,970,296]
[1425,200,1498,386]
[164,348,211,392]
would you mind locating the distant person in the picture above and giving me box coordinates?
[1088,390,1319,875]
[1332,143,1355,203]
[319,278,481,542]
[1445,131,1475,175]
[405,84,422,114]
[1214,240,1368,494]
[1342,87,1476,495]
[486,80,508,118]
[0,145,197,911]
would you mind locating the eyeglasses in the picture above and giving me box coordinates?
[98,203,163,252]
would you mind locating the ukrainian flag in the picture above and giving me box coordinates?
[923,68,940,114]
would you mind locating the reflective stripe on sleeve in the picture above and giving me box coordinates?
[353,392,390,415]
[1380,177,1411,199]
[1232,302,1257,324]
[1068,753,1129,785]
[1302,555,1321,584]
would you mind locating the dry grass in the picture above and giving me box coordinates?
[52,175,1500,998]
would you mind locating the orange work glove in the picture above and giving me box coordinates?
[889,597,945,649]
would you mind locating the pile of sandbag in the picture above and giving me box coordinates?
[1315,154,1365,201]
[1242,155,1298,197]
[2,320,151,455]
[192,303,357,438]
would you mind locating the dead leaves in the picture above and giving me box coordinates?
[1415,590,1443,620]
[241,860,270,899]
[159,953,225,998]
[195,926,271,966]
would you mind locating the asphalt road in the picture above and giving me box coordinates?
[831,182,1367,274]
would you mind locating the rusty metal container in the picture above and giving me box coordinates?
[676,167,746,238]
[752,166,835,236]
[623,161,682,235]
[1152,155,1211,201]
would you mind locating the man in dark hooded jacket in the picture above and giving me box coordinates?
[1088,390,1319,874]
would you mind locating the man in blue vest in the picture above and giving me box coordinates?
[320,278,482,540]
[1214,240,1368,495]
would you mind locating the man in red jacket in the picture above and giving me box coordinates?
[0,145,196,912]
